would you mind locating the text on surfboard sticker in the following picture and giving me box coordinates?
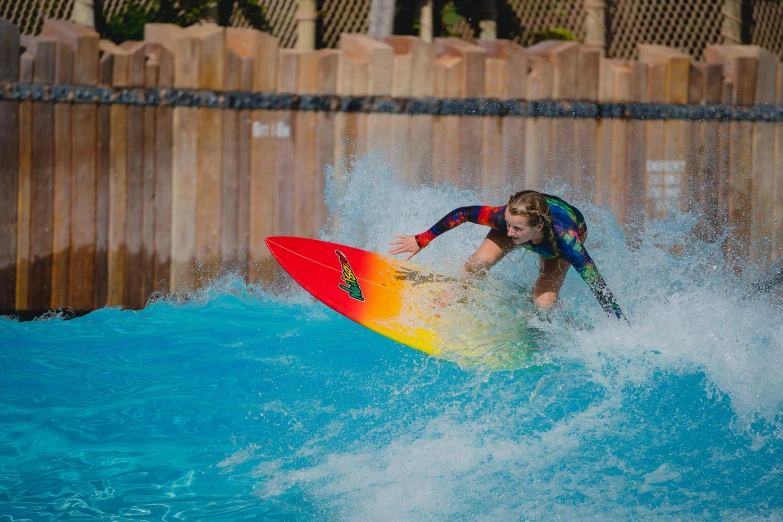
[335,250,365,302]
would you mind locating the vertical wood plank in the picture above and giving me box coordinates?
[188,25,225,285]
[385,37,413,181]
[248,31,279,278]
[95,52,111,307]
[575,46,599,202]
[141,49,158,301]
[316,50,339,233]
[524,56,553,190]
[0,19,19,310]
[626,61,649,245]
[24,37,57,310]
[294,50,320,238]
[775,63,783,261]
[43,21,100,310]
[51,41,73,309]
[148,42,174,292]
[639,45,691,220]
[16,57,33,311]
[640,57,666,220]
[687,62,723,243]
[527,41,579,193]
[148,25,200,292]
[435,38,485,190]
[0,97,18,309]
[222,49,241,268]
[122,40,148,307]
[101,40,129,307]
[276,50,298,237]
[478,39,527,195]
[340,34,394,163]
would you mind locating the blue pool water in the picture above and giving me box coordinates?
[2,154,782,520]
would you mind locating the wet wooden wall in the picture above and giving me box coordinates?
[1,18,782,311]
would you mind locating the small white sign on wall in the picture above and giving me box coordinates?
[647,160,684,214]
[252,120,291,139]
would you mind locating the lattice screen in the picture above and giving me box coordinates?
[260,0,297,47]
[320,0,369,48]
[0,0,74,35]
[607,0,724,60]
[752,0,783,60]
[506,0,586,47]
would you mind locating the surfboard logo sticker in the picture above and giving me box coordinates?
[335,250,365,302]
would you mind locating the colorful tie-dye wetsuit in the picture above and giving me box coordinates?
[415,195,625,320]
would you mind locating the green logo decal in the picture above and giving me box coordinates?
[335,250,365,302]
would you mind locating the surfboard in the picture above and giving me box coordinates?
[265,236,533,368]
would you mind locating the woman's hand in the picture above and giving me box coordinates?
[388,235,421,261]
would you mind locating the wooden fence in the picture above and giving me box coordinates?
[1,18,782,313]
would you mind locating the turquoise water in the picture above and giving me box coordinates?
[2,154,783,520]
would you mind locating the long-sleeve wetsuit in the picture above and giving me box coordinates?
[414,195,626,320]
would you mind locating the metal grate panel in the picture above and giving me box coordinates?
[607,0,724,60]
[1,0,74,35]
[260,0,297,47]
[506,0,586,47]
[321,0,369,48]
[752,0,783,60]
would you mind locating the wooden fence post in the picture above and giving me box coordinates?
[575,46,600,203]
[434,39,485,190]
[524,55,553,190]
[120,40,149,308]
[339,34,394,165]
[247,31,279,279]
[527,41,579,194]
[99,40,129,307]
[189,25,225,285]
[687,61,723,243]
[597,59,631,223]
[432,49,461,186]
[147,41,174,293]
[0,18,19,310]
[776,63,783,261]
[385,36,434,184]
[316,50,340,231]
[20,36,56,310]
[706,45,777,268]
[223,30,254,270]
[42,20,99,310]
[639,45,691,221]
[478,39,527,196]
[16,47,32,311]
[146,24,200,292]
[625,60,649,245]
[50,30,74,309]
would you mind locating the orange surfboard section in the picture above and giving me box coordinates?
[265,236,445,355]
[265,236,531,367]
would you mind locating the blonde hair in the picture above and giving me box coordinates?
[507,190,560,257]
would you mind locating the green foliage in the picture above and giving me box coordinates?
[440,2,464,37]
[104,1,164,43]
[102,0,268,44]
[532,27,578,44]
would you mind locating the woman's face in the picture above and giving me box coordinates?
[504,210,543,245]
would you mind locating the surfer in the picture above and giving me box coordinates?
[388,190,626,321]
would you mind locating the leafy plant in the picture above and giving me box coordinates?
[440,2,464,37]
[101,0,268,44]
[532,27,578,44]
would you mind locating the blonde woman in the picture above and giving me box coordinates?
[389,190,626,320]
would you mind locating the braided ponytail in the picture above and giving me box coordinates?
[507,191,560,257]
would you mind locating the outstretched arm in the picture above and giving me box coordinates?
[389,205,506,261]
[414,206,506,248]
